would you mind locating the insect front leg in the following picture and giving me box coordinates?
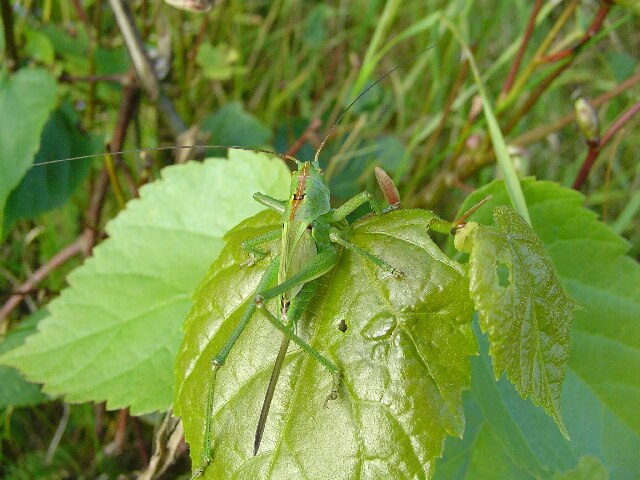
[253,192,287,213]
[325,190,386,223]
[329,229,404,279]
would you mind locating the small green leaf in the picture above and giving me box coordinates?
[0,152,290,414]
[454,205,578,436]
[196,43,246,81]
[175,209,476,478]
[0,311,48,408]
[438,179,640,478]
[606,51,637,83]
[0,68,57,239]
[304,5,333,49]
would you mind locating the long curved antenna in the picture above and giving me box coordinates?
[34,46,435,171]
[312,44,437,168]
[31,145,301,167]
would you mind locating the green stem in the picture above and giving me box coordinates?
[429,218,454,235]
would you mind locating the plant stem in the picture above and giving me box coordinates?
[285,118,322,158]
[512,70,640,147]
[0,238,86,321]
[499,0,579,113]
[109,0,186,136]
[0,0,18,71]
[500,0,543,97]
[503,58,571,135]
[539,0,613,63]
[573,100,640,190]
[501,1,612,133]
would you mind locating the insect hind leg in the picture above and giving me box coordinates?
[254,297,339,375]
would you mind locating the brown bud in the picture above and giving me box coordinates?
[374,167,401,209]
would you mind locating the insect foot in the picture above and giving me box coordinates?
[254,295,265,307]
[329,230,404,279]
[382,204,401,214]
[191,462,208,479]
[323,372,342,408]
[391,268,405,279]
[240,255,258,268]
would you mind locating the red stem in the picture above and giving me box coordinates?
[540,1,612,63]
[285,118,322,158]
[131,416,150,465]
[0,236,89,320]
[69,0,90,27]
[501,0,543,96]
[573,100,640,190]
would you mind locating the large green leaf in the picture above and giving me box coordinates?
[175,208,476,478]
[454,205,578,436]
[0,311,48,409]
[437,330,636,479]
[3,105,97,233]
[0,68,57,239]
[437,179,640,479]
[0,152,290,414]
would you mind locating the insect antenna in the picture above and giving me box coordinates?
[32,144,302,168]
[32,46,435,172]
[312,45,437,169]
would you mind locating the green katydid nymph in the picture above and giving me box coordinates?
[199,154,406,466]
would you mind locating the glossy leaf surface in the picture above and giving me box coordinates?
[175,208,476,478]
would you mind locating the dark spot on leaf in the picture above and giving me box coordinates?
[337,319,347,333]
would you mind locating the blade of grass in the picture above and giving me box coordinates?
[441,15,531,224]
[350,0,401,97]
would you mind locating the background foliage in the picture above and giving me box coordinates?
[0,1,638,478]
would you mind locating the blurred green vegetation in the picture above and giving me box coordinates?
[1,0,638,477]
